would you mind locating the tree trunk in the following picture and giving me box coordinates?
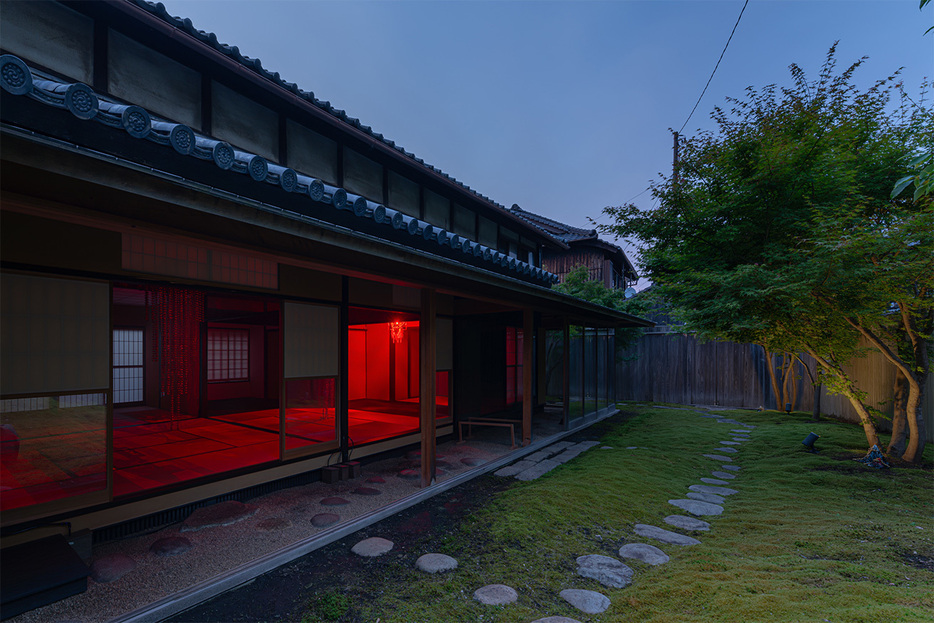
[781,354,793,412]
[888,367,909,457]
[763,345,781,411]
[812,382,821,421]
[901,373,928,463]
[805,347,880,449]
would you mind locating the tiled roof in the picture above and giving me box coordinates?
[129,0,511,214]
[509,205,599,244]
[0,53,559,286]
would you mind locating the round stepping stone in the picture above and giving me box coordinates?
[256,517,291,531]
[701,477,730,485]
[560,589,610,614]
[320,496,350,506]
[531,618,583,623]
[720,464,741,471]
[366,476,386,483]
[473,584,518,606]
[690,484,738,496]
[618,542,669,565]
[687,491,725,504]
[415,553,458,573]
[634,523,701,546]
[720,440,742,445]
[181,501,258,532]
[311,513,340,527]
[664,515,711,531]
[352,487,382,496]
[703,454,733,462]
[150,536,192,556]
[626,446,638,450]
[714,447,739,453]
[90,553,136,583]
[601,446,614,450]
[351,537,393,557]
[398,469,420,479]
[576,554,634,588]
[669,499,724,516]
[434,460,455,471]
[711,471,736,479]
[461,457,485,466]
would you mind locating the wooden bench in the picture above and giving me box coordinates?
[458,417,522,448]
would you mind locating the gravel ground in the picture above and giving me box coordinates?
[9,436,519,623]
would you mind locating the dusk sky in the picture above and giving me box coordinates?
[160,0,932,285]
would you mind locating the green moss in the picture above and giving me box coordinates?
[323,406,934,622]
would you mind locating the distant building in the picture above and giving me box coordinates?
[510,205,638,291]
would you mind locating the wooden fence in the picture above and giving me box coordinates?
[617,331,934,442]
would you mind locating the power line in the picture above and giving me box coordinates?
[679,0,749,135]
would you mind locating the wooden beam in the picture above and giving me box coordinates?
[522,308,534,445]
[563,317,570,430]
[420,288,437,487]
[339,276,350,462]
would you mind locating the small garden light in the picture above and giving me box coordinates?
[785,403,792,414]
[802,432,820,453]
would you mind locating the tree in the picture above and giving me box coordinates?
[601,45,933,460]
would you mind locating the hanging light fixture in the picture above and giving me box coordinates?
[390,320,407,344]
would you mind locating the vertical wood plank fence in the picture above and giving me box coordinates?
[617,331,934,442]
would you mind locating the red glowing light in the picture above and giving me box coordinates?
[390,320,407,344]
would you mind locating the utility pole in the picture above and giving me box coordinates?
[672,131,680,186]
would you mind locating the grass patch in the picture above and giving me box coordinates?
[311,406,934,622]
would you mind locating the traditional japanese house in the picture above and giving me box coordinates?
[510,205,639,291]
[0,0,650,585]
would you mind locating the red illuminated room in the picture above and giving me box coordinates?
[348,308,451,448]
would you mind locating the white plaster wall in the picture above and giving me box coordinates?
[1,0,93,84]
[108,30,201,128]
[212,81,278,161]
[388,171,419,217]
[287,120,337,184]
[343,148,383,202]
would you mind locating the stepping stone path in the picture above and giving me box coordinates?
[415,553,458,573]
[180,500,257,532]
[473,584,518,605]
[687,491,725,504]
[689,484,738,496]
[149,536,192,556]
[711,471,736,479]
[90,553,136,583]
[256,518,291,531]
[310,513,340,527]
[731,429,750,434]
[320,497,350,506]
[576,554,634,588]
[703,454,733,462]
[495,441,600,480]
[560,589,610,614]
[618,542,669,565]
[352,487,382,496]
[720,464,741,471]
[351,537,393,557]
[669,499,724,516]
[461,457,485,466]
[664,515,711,531]
[700,477,730,485]
[715,447,739,453]
[720,440,741,445]
[634,523,701,546]
[531,618,583,623]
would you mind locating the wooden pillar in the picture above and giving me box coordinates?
[339,276,350,462]
[562,317,570,430]
[522,308,534,446]
[420,289,437,487]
